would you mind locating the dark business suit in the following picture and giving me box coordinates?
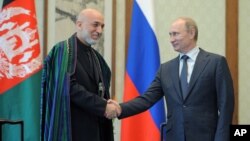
[119,48,234,141]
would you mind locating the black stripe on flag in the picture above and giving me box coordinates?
[2,0,14,8]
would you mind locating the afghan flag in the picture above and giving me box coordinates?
[121,0,166,141]
[0,0,42,140]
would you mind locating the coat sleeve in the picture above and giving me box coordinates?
[119,67,164,119]
[214,56,234,141]
[70,74,108,117]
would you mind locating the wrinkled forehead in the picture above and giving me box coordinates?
[88,15,104,25]
[169,19,186,32]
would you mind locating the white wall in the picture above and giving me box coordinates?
[35,0,44,57]
[239,0,250,124]
[154,0,225,62]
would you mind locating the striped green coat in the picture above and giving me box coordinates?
[40,34,113,141]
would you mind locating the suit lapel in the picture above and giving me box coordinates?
[184,49,209,101]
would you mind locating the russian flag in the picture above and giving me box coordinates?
[121,0,165,141]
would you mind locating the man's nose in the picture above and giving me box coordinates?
[96,26,103,33]
[170,36,175,43]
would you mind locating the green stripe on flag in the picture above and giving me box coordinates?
[0,70,42,141]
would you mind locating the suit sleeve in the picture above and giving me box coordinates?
[70,75,107,117]
[119,67,164,119]
[214,57,234,141]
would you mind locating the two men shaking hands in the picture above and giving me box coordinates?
[105,100,121,119]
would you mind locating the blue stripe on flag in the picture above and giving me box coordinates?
[126,0,165,130]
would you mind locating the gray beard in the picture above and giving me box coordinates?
[85,37,98,46]
[82,30,100,46]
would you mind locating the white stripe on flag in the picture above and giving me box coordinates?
[136,0,156,32]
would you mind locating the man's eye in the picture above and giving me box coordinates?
[170,32,179,36]
[93,24,98,27]
[92,23,104,29]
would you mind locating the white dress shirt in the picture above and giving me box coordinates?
[179,47,200,83]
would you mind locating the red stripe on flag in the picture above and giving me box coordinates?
[121,73,160,141]
[0,0,42,94]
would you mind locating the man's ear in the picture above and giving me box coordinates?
[76,21,82,30]
[189,28,195,39]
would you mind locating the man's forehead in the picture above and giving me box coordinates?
[89,19,104,25]
[170,21,186,31]
[173,19,185,27]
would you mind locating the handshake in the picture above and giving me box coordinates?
[105,99,122,119]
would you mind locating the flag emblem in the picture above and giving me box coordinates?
[0,2,42,94]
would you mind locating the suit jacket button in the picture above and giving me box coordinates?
[183,105,187,108]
